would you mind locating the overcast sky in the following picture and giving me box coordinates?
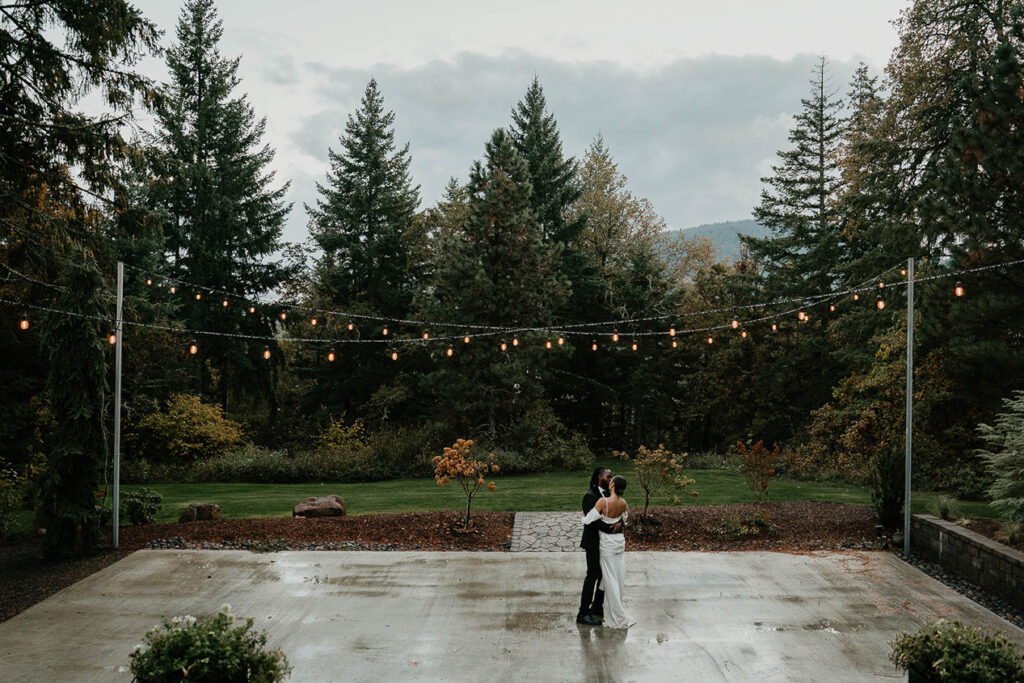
[127,0,906,244]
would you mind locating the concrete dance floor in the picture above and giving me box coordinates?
[1,550,1021,681]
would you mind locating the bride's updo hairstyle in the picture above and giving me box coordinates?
[612,475,627,494]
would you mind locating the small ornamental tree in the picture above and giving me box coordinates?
[737,441,779,503]
[432,439,498,527]
[614,444,696,519]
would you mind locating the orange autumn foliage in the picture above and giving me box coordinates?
[432,438,498,526]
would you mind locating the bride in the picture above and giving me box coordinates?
[581,475,636,629]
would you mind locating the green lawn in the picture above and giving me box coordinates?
[120,467,1000,524]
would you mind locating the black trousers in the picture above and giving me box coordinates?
[578,543,604,616]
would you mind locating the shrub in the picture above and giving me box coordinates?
[995,520,1023,547]
[613,444,697,518]
[736,440,778,503]
[317,414,366,451]
[977,390,1024,524]
[432,439,498,527]
[871,445,905,529]
[122,488,162,525]
[889,619,1024,682]
[708,510,778,541]
[129,605,291,682]
[0,462,23,537]
[930,495,961,522]
[129,394,245,464]
[951,465,992,502]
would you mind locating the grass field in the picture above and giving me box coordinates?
[4,465,999,534]
[121,466,999,524]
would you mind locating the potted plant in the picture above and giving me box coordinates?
[889,619,1024,682]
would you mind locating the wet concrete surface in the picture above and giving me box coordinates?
[0,550,1021,681]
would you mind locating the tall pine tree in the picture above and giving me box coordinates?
[424,129,566,445]
[305,79,420,418]
[148,0,291,412]
[745,56,846,297]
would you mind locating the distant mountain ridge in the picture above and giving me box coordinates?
[665,219,770,262]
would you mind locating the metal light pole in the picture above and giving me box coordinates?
[112,262,124,548]
[904,258,914,556]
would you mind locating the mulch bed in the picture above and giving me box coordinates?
[0,502,1013,625]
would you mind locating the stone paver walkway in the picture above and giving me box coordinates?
[510,511,582,552]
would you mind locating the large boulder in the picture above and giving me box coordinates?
[178,502,222,523]
[293,495,346,518]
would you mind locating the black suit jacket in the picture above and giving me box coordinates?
[579,486,620,550]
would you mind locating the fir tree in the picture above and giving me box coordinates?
[308,78,421,317]
[36,248,110,558]
[426,129,566,441]
[148,0,292,412]
[745,56,846,297]
[305,78,420,417]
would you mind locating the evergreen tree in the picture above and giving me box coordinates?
[308,78,421,317]
[741,57,848,442]
[745,56,846,297]
[148,0,292,412]
[305,78,420,417]
[36,248,109,558]
[0,1,158,467]
[425,129,566,443]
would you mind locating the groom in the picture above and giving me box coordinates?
[577,467,622,625]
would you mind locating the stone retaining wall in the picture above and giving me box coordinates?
[910,514,1024,610]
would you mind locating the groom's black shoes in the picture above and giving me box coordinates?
[576,613,601,625]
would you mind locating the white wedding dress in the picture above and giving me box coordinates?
[582,505,635,629]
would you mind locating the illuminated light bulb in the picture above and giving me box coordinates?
[249,306,256,314]
[669,326,676,336]
[280,311,287,321]
[771,323,778,332]
[557,337,564,346]
[731,316,739,329]
[631,341,638,352]
[446,347,454,357]
[108,331,117,345]
[545,339,552,349]
[195,293,201,301]
[798,310,806,321]
[900,269,907,276]
[876,295,886,310]
[591,340,598,351]
[878,281,885,288]
[170,285,177,294]
[853,293,859,301]
[671,339,678,348]
[955,281,965,297]
[145,278,152,286]
[390,351,398,361]
[463,334,471,344]
[829,304,836,312]
[707,336,714,345]
[500,341,508,352]
[422,332,429,340]
[327,348,336,362]
[611,332,619,342]
[741,330,748,339]
[263,346,272,360]
[311,317,318,326]
[382,327,389,336]
[512,337,519,346]
[19,316,29,330]
[189,339,198,355]
[347,321,354,331]
[803,312,811,322]
[222,299,229,307]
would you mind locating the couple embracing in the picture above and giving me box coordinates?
[577,467,635,629]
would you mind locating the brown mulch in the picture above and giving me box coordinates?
[1,502,1014,625]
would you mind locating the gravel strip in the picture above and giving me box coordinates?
[899,552,1024,629]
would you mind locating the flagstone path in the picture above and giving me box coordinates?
[509,511,582,552]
